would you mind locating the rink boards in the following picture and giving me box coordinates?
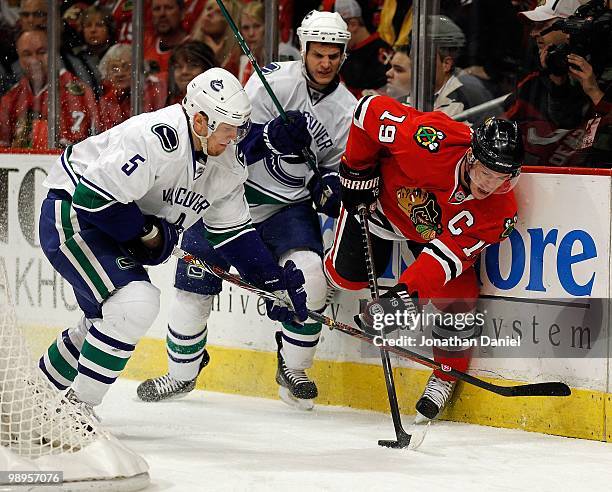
[1,152,611,442]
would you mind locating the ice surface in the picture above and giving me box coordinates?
[100,379,612,492]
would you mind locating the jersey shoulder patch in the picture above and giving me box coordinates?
[151,123,179,152]
[261,62,281,75]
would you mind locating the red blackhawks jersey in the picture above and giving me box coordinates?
[0,70,97,150]
[345,95,518,293]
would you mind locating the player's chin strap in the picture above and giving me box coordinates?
[193,126,209,155]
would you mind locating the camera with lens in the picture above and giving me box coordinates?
[544,0,612,76]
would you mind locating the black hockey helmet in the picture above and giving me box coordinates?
[471,118,524,177]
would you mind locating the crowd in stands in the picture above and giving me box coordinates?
[0,0,609,167]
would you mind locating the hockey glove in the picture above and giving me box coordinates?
[264,260,308,325]
[120,216,179,266]
[355,284,419,335]
[339,160,380,213]
[263,110,312,156]
[307,170,341,218]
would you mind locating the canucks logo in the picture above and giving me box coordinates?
[210,79,224,92]
[414,126,446,153]
[500,214,518,239]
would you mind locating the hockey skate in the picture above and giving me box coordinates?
[136,349,210,402]
[415,373,456,422]
[275,332,318,411]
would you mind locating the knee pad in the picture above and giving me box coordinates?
[101,281,160,344]
[279,249,327,311]
[169,289,213,336]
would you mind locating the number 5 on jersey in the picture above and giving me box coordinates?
[121,154,146,176]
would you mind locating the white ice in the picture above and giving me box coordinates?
[101,379,612,492]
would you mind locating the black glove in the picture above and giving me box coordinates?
[307,170,341,218]
[263,260,308,325]
[339,160,381,213]
[119,216,179,266]
[263,110,312,156]
[355,284,419,335]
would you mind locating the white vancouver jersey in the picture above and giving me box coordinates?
[244,60,357,222]
[44,104,251,237]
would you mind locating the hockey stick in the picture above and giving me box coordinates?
[171,247,571,399]
[214,0,332,203]
[358,209,413,444]
[357,207,412,449]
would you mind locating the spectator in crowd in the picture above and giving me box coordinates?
[191,0,242,75]
[398,16,499,126]
[384,43,409,102]
[441,0,528,98]
[98,43,167,132]
[335,0,392,98]
[18,0,47,31]
[564,52,612,167]
[0,29,97,149]
[0,1,19,95]
[110,0,153,43]
[65,6,115,100]
[377,0,410,47]
[166,40,217,105]
[182,0,208,33]
[61,2,89,53]
[145,0,190,76]
[504,0,593,165]
[238,0,265,85]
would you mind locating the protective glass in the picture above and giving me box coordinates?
[468,158,519,196]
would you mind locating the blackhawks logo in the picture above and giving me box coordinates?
[65,81,84,96]
[500,214,518,239]
[397,187,443,240]
[413,125,446,152]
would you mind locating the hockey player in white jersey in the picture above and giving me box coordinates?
[137,11,357,409]
[37,68,308,412]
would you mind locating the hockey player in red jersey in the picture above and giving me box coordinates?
[324,94,524,421]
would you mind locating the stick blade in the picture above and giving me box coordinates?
[509,382,571,397]
[378,431,412,449]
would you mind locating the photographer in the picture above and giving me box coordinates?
[505,0,612,166]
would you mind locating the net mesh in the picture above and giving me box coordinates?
[0,268,101,458]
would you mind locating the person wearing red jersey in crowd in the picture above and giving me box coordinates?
[110,0,153,43]
[238,1,265,86]
[145,0,190,77]
[0,30,97,149]
[334,0,392,98]
[191,0,242,75]
[98,44,167,132]
[166,40,217,105]
[181,0,207,33]
[324,95,524,422]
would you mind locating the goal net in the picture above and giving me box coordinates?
[0,269,150,491]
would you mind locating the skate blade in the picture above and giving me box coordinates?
[278,386,314,411]
[407,417,431,451]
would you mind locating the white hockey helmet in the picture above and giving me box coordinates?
[297,10,351,64]
[182,67,252,142]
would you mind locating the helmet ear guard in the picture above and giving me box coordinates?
[471,117,524,178]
